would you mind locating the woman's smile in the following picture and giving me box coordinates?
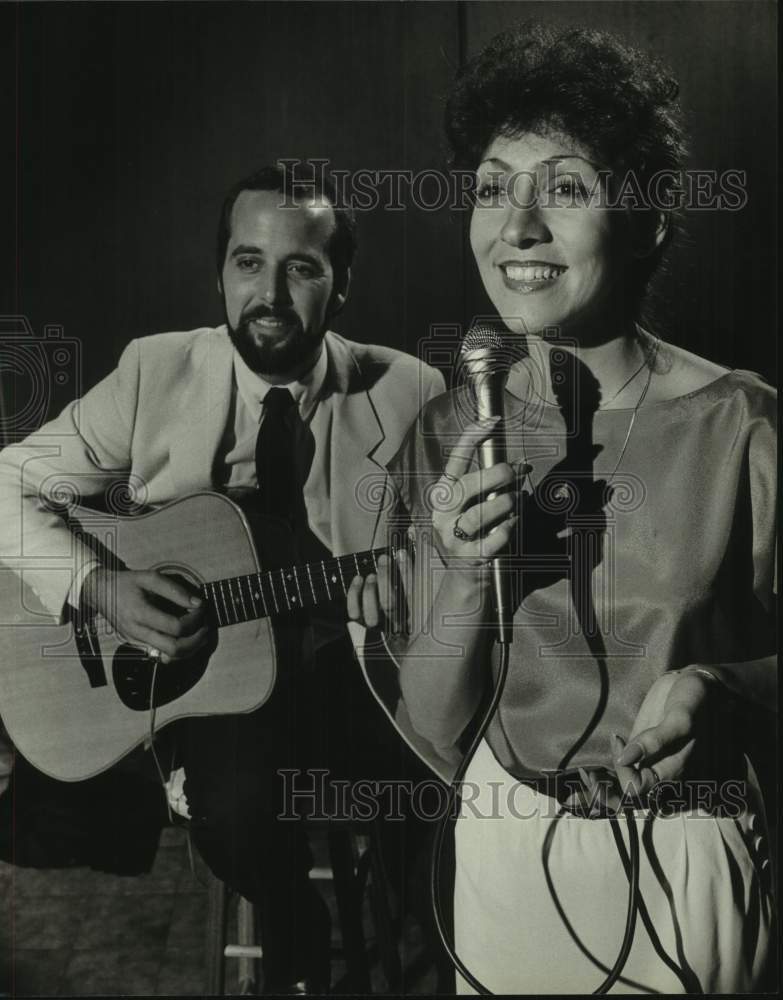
[498,259,569,292]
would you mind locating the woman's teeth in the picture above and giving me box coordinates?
[503,264,566,282]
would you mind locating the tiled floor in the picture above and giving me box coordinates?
[1,826,440,996]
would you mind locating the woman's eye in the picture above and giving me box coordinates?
[551,176,589,202]
[475,180,505,205]
[236,258,260,273]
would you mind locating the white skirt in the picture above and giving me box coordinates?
[453,740,774,994]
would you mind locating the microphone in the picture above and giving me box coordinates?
[459,322,516,645]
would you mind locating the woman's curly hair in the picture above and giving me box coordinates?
[446,22,687,299]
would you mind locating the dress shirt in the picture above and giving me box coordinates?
[218,344,331,557]
[215,344,346,649]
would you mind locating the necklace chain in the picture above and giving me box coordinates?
[520,336,661,487]
[606,336,659,482]
[598,336,658,409]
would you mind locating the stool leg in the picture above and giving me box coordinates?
[237,897,259,995]
[205,872,228,996]
[328,828,372,993]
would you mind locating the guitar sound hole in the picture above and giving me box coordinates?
[112,635,216,711]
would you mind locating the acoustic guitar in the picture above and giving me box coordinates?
[0,491,386,782]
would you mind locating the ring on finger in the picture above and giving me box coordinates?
[441,472,459,485]
[452,514,471,541]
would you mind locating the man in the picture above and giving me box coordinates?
[0,163,445,992]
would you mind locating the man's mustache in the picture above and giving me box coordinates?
[240,306,300,326]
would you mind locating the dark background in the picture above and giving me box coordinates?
[0,0,777,432]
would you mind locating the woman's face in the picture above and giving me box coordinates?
[470,132,630,337]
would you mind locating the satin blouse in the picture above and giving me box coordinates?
[388,369,777,778]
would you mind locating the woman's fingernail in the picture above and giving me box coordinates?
[190,596,202,607]
[617,740,644,766]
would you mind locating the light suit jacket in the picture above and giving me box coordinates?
[0,324,452,778]
[0,324,444,614]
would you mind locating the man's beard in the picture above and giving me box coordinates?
[226,306,324,376]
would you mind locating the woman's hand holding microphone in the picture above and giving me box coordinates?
[347,416,530,630]
[429,416,528,572]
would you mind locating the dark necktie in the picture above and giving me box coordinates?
[255,387,300,522]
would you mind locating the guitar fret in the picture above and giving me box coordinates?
[320,560,332,601]
[253,574,269,617]
[217,579,234,624]
[305,563,317,606]
[264,571,279,614]
[335,557,347,594]
[209,581,226,626]
[224,578,233,617]
[234,577,249,622]
[292,567,304,608]
[279,569,292,610]
[243,578,254,618]
[226,578,238,621]
[244,575,261,618]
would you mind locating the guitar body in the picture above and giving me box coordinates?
[0,492,280,782]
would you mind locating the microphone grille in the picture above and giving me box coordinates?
[461,322,506,355]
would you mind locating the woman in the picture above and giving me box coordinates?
[380,22,776,995]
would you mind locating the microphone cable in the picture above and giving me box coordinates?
[430,639,647,995]
[431,322,696,992]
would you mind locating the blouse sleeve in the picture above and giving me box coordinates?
[746,387,777,610]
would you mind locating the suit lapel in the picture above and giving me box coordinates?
[168,330,234,495]
[324,333,392,556]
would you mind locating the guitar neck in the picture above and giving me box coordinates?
[201,546,390,627]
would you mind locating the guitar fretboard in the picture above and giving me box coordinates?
[201,547,389,627]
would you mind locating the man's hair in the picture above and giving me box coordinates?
[445,21,687,300]
[216,162,357,283]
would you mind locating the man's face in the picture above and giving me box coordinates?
[220,189,344,377]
